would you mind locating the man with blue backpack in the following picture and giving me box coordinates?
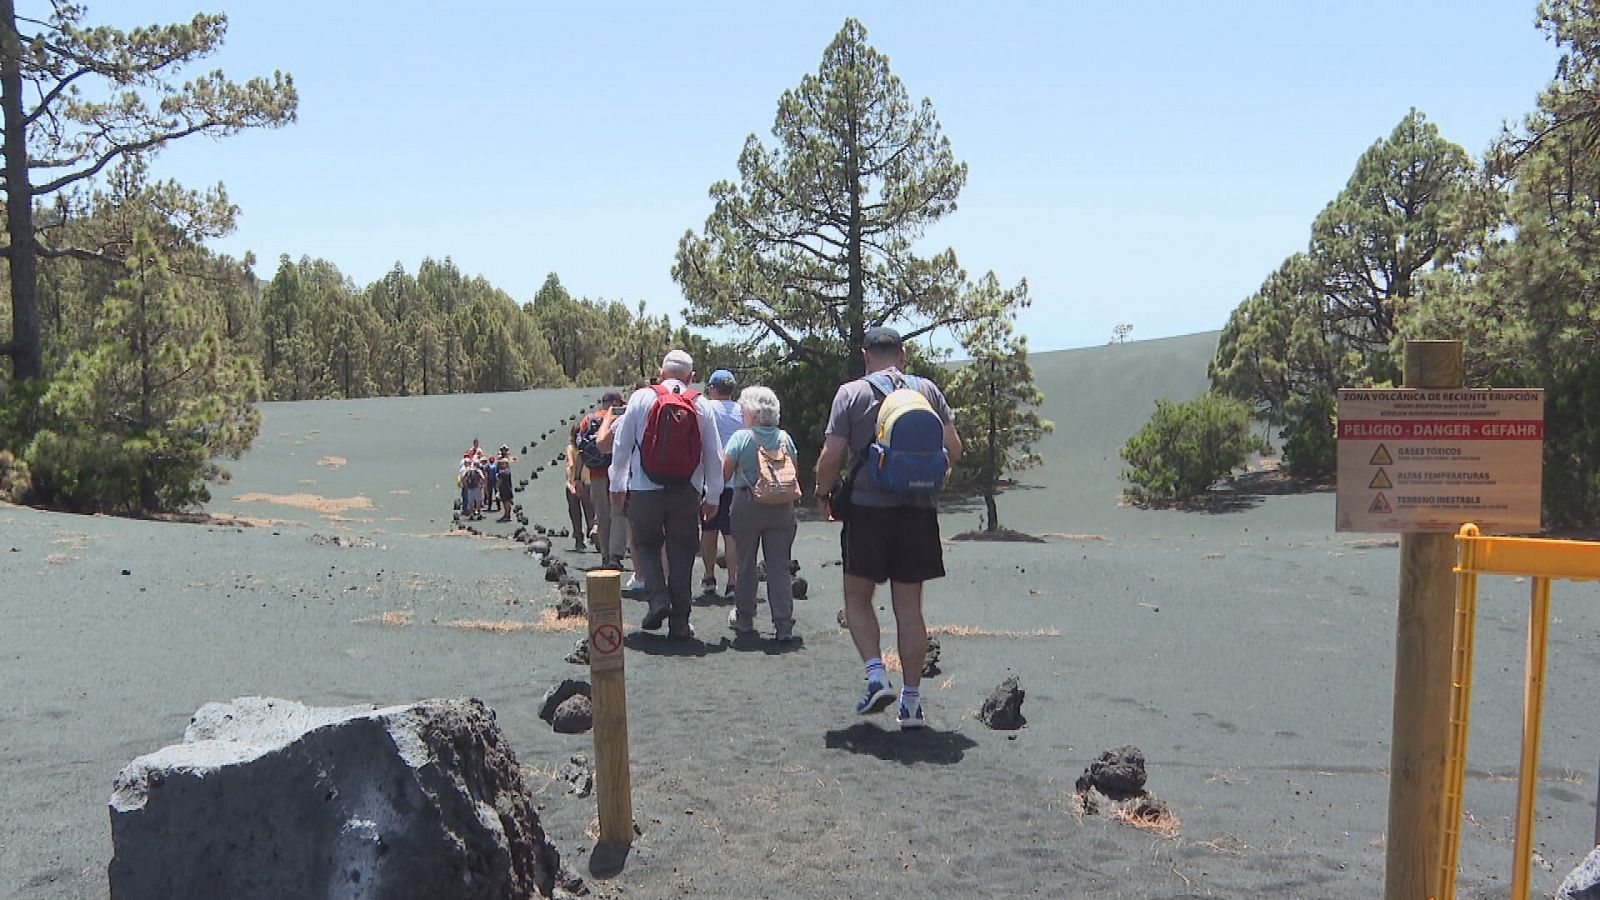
[814,327,962,730]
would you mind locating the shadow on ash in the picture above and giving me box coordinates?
[108,696,565,899]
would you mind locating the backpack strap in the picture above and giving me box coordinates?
[650,383,701,403]
[864,371,922,396]
[863,371,899,397]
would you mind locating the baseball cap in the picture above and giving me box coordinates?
[708,369,736,388]
[862,326,903,350]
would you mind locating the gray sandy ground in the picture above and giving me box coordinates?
[3,333,1597,898]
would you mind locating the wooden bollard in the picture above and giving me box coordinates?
[586,569,633,846]
[1384,340,1462,900]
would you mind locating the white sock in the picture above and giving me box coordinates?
[865,657,886,685]
[901,686,921,710]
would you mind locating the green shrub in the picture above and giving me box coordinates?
[1281,391,1336,479]
[0,450,30,503]
[1121,395,1266,504]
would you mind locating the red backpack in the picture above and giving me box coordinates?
[639,384,703,485]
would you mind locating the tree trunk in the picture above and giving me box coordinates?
[0,0,42,382]
[136,257,157,512]
[986,358,999,532]
[844,40,865,378]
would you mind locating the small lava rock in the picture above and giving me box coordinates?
[564,639,590,665]
[978,675,1026,730]
[551,695,593,734]
[1075,745,1147,799]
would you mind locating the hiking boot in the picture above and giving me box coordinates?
[574,536,586,551]
[701,576,719,597]
[856,680,896,715]
[724,582,737,599]
[641,595,670,630]
[727,609,756,635]
[773,621,797,643]
[897,700,926,730]
[667,620,696,640]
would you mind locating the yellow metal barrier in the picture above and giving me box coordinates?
[1437,524,1600,900]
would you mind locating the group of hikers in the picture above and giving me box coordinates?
[551,327,962,730]
[456,440,517,522]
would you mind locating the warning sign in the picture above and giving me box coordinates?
[1336,389,1543,534]
[588,605,625,673]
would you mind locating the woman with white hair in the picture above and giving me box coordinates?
[721,385,801,641]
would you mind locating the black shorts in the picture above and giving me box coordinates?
[702,487,733,535]
[841,505,944,584]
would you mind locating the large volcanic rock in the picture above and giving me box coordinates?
[1559,845,1600,899]
[108,696,561,899]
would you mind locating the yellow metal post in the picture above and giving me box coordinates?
[1437,528,1600,895]
[1510,576,1553,900]
[1437,524,1482,900]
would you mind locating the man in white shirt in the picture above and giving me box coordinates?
[608,350,725,639]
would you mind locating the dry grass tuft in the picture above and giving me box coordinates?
[442,609,586,634]
[316,455,348,469]
[535,608,587,632]
[356,610,414,627]
[444,619,535,634]
[1042,532,1109,542]
[1109,803,1181,838]
[929,624,1061,638]
[235,492,374,514]
[882,649,902,673]
[50,531,89,549]
[45,553,74,565]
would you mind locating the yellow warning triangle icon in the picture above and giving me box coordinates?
[1369,468,1393,490]
[1369,444,1393,466]
[1369,492,1392,514]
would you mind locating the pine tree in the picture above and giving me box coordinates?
[28,229,260,512]
[0,2,295,385]
[673,18,1025,373]
[946,304,1052,532]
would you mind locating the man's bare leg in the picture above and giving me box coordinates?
[843,573,880,664]
[889,580,927,690]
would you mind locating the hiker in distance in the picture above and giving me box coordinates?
[814,327,961,729]
[608,351,725,640]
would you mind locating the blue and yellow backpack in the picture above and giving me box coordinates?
[862,372,948,494]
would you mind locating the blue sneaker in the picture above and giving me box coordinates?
[856,680,896,715]
[897,700,926,730]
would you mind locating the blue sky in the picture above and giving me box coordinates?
[101,1,1560,352]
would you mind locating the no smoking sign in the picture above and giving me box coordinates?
[589,607,625,672]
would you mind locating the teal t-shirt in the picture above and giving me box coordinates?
[724,426,798,489]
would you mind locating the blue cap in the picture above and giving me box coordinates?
[708,369,736,388]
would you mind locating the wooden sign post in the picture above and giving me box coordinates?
[1383,340,1462,900]
[586,569,632,847]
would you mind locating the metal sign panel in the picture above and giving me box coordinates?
[1335,389,1543,534]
